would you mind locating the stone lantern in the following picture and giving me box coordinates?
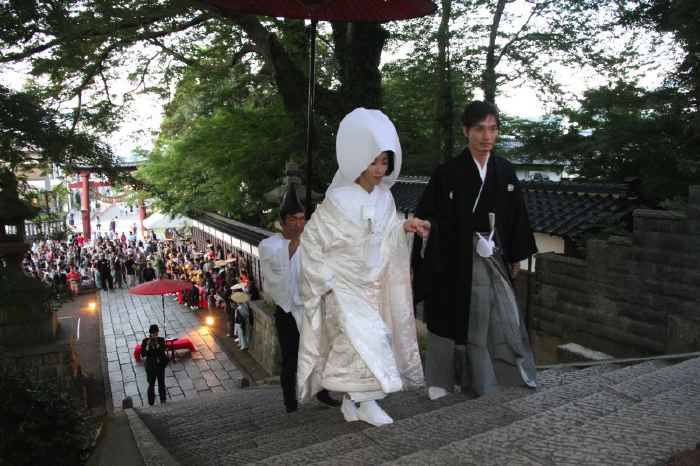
[0,168,40,270]
[263,161,322,206]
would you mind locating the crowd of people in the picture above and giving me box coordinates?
[22,227,258,352]
[21,100,539,428]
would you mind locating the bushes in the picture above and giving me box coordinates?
[0,373,90,465]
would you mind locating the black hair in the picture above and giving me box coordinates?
[384,151,395,176]
[461,100,500,129]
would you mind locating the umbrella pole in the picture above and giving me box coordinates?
[305,19,317,220]
[162,294,175,361]
[162,294,166,340]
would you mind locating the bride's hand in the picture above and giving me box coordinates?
[403,218,431,238]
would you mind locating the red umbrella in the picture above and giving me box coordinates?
[200,0,437,21]
[130,278,194,296]
[130,277,193,340]
[199,0,437,217]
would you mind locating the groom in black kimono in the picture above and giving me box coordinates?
[412,100,538,399]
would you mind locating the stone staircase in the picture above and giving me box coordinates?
[134,357,700,465]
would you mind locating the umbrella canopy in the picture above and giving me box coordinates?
[129,277,193,296]
[201,0,437,21]
[231,291,250,303]
[129,277,194,342]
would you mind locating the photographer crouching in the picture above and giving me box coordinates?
[140,324,168,406]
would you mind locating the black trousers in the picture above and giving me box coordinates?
[275,306,299,409]
[146,365,166,405]
[101,271,113,290]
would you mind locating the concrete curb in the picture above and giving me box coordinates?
[124,408,180,466]
[96,291,114,413]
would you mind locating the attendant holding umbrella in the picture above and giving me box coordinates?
[140,324,168,406]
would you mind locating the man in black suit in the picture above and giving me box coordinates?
[142,262,156,282]
[140,324,168,406]
[96,254,113,290]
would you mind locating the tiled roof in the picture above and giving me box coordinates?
[391,177,637,239]
[192,212,273,247]
[391,176,430,213]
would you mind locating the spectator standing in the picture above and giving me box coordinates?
[140,324,168,406]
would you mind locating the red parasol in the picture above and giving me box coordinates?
[129,277,193,341]
[199,0,437,218]
[130,277,193,296]
[200,0,438,22]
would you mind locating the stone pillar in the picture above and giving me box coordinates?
[80,171,91,239]
[138,200,147,237]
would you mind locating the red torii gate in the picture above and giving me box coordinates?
[66,162,145,239]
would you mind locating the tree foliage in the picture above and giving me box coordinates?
[0,85,118,175]
[0,371,89,465]
[137,103,300,224]
[504,81,700,204]
[0,1,389,132]
[389,0,641,107]
[3,0,693,219]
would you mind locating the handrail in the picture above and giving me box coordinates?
[537,351,700,370]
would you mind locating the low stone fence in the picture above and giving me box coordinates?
[0,309,58,347]
[530,186,700,362]
[0,321,81,395]
[249,298,281,376]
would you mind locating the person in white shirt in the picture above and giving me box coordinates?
[259,184,341,413]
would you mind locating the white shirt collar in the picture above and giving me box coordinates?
[472,152,491,182]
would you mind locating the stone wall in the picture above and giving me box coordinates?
[0,309,58,347]
[531,186,700,361]
[0,321,80,394]
[249,297,281,376]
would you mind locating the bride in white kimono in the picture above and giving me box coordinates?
[297,108,429,426]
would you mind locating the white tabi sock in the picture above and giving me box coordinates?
[357,400,393,426]
[428,386,448,400]
[341,398,359,422]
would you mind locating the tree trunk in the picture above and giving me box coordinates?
[336,22,388,116]
[434,0,454,164]
[483,0,507,104]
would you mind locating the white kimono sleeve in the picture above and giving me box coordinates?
[299,208,336,327]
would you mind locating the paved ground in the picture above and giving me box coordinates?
[57,289,107,413]
[99,287,247,409]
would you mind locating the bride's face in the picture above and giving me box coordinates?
[357,152,390,189]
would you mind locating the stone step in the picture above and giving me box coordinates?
[133,362,623,465]
[506,378,700,465]
[388,358,700,466]
[140,387,467,465]
[503,360,665,417]
[255,364,631,464]
[391,360,672,463]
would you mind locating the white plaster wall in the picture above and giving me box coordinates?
[520,232,565,272]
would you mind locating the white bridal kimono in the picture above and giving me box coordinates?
[296,108,424,402]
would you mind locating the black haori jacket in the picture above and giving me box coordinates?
[411,149,536,345]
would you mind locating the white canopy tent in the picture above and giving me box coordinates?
[142,212,190,231]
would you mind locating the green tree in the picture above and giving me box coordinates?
[623,0,700,109]
[0,1,390,137]
[391,0,640,107]
[504,81,700,204]
[137,103,301,225]
[0,85,118,175]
